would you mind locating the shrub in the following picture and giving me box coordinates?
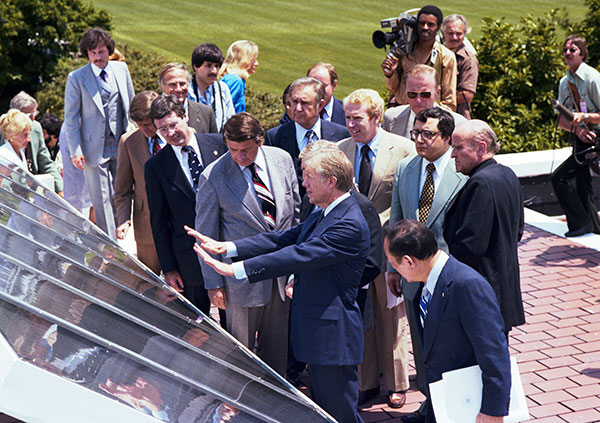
[472,11,569,153]
[0,0,111,109]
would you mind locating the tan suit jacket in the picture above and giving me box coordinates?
[338,129,416,225]
[382,104,467,139]
[114,130,154,245]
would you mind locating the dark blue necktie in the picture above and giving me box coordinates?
[419,288,431,327]
[182,145,203,190]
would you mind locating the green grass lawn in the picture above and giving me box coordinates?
[93,0,585,98]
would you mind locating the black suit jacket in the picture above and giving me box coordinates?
[444,158,525,331]
[265,120,350,196]
[144,133,227,286]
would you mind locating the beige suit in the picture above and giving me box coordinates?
[338,129,416,393]
[114,129,161,274]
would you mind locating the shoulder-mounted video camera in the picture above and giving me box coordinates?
[372,9,420,58]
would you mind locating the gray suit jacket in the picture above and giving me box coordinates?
[188,100,218,134]
[389,152,467,255]
[64,61,135,166]
[382,104,467,138]
[195,146,300,307]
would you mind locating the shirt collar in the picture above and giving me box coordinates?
[238,146,267,172]
[356,128,381,156]
[91,62,110,77]
[421,147,452,178]
[324,191,351,216]
[295,119,321,143]
[323,97,334,119]
[423,250,449,298]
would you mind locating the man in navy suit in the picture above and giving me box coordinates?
[385,219,511,423]
[144,94,227,315]
[188,141,368,423]
[307,62,345,125]
[266,77,349,196]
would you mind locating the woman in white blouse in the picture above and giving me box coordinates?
[0,109,32,170]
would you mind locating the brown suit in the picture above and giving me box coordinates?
[115,130,161,274]
[338,129,416,393]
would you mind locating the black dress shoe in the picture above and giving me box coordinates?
[401,409,426,423]
[358,387,379,405]
[565,223,593,237]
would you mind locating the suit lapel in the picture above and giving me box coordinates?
[405,157,422,219]
[422,258,453,361]
[158,145,195,201]
[427,160,463,225]
[395,108,411,137]
[82,64,105,116]
[263,147,286,228]
[223,155,269,230]
[369,132,394,200]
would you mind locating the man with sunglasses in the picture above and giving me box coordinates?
[383,65,466,140]
[386,107,466,423]
[144,94,227,314]
[551,34,600,237]
[382,5,457,111]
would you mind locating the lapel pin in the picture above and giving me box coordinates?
[213,150,218,156]
[442,292,445,298]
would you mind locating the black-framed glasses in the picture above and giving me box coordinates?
[406,91,432,99]
[410,129,441,141]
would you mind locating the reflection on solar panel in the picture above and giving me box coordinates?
[0,159,335,423]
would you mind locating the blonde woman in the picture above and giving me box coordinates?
[0,109,63,196]
[218,40,259,113]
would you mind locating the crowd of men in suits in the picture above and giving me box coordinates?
[43,9,528,422]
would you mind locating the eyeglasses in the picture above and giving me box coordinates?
[410,129,441,141]
[563,47,578,54]
[406,91,432,99]
[156,121,181,135]
[26,111,39,119]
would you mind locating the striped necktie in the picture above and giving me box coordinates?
[419,288,431,327]
[304,130,318,147]
[249,163,276,229]
[151,136,162,156]
[99,69,112,104]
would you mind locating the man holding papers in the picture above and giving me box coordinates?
[384,219,510,423]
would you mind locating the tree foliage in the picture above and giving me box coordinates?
[472,11,568,153]
[0,0,111,108]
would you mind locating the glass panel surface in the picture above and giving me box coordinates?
[0,157,333,423]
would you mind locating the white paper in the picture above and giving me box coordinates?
[429,357,529,423]
[384,272,404,309]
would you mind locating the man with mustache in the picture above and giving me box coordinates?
[188,43,235,132]
[382,5,457,112]
[64,27,135,239]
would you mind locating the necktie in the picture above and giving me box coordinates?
[419,288,431,327]
[304,130,318,148]
[320,108,328,121]
[98,69,111,104]
[358,145,372,195]
[182,145,203,191]
[418,163,436,223]
[151,136,161,156]
[249,163,276,229]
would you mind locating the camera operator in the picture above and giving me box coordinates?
[551,34,600,237]
[442,14,478,119]
[382,5,457,112]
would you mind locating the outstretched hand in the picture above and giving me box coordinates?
[185,225,227,255]
[193,243,234,277]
